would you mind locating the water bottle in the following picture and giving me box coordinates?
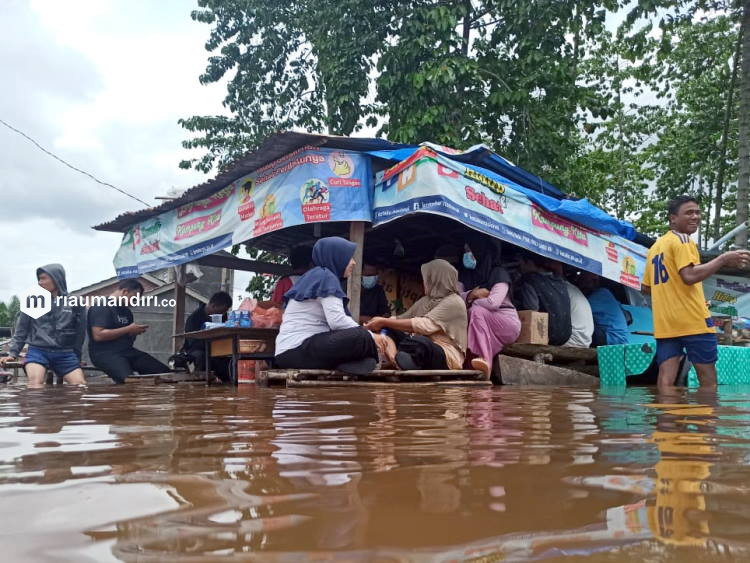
[240,310,252,328]
[225,310,239,327]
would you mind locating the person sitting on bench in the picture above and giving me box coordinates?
[267,245,313,308]
[183,291,233,381]
[513,251,572,345]
[459,234,520,378]
[575,271,629,346]
[365,259,467,371]
[274,237,382,375]
[88,279,170,383]
[358,262,391,323]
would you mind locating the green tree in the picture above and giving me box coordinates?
[0,296,20,328]
[0,302,9,327]
[180,0,619,181]
[618,0,748,245]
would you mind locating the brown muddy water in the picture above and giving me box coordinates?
[1,384,750,562]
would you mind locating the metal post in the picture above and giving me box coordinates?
[347,221,365,322]
[707,222,749,252]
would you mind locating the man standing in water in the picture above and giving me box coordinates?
[643,195,750,388]
[0,264,87,388]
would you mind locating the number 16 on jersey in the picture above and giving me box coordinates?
[652,252,669,285]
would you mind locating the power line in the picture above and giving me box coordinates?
[0,117,150,207]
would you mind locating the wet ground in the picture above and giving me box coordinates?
[1,383,750,561]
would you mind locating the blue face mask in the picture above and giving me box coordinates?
[362,275,379,289]
[463,252,477,270]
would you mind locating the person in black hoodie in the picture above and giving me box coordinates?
[0,264,86,388]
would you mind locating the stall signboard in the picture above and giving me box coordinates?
[372,147,647,288]
[114,147,372,277]
[703,274,750,318]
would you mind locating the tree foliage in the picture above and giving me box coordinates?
[181,0,749,250]
[0,296,20,328]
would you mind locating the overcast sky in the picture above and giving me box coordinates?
[0,0,262,301]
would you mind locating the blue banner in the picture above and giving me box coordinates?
[372,147,647,288]
[114,147,373,277]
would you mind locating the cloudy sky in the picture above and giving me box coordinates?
[0,0,260,301]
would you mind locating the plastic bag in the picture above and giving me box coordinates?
[252,306,283,328]
[238,297,257,312]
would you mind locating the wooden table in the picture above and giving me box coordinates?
[175,327,279,384]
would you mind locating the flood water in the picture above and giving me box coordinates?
[2,383,750,561]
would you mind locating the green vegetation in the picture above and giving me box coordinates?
[180,0,750,289]
[0,296,20,328]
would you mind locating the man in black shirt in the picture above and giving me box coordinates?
[88,279,169,383]
[513,251,572,345]
[183,291,233,381]
[359,264,391,323]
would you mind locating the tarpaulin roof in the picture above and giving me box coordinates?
[94,131,411,233]
[369,144,637,241]
[94,133,580,233]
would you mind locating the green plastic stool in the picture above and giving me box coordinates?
[687,345,750,387]
[598,342,656,387]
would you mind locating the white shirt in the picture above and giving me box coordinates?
[275,296,359,355]
[563,281,594,348]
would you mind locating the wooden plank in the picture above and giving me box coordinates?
[287,380,490,388]
[294,372,484,380]
[347,221,365,322]
[154,372,207,384]
[496,355,598,386]
[195,254,292,276]
[172,264,187,354]
[266,369,483,377]
[259,369,486,389]
[503,343,598,363]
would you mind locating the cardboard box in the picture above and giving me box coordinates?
[210,338,267,357]
[515,311,549,345]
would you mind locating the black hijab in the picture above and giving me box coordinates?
[459,234,511,290]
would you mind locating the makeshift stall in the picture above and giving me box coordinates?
[94,131,650,386]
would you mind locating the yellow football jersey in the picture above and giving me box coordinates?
[642,231,715,339]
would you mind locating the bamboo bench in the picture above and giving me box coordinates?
[258,368,490,387]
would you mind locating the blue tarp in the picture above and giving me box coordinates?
[368,145,637,241]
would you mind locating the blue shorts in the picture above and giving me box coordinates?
[25,346,81,376]
[655,334,718,365]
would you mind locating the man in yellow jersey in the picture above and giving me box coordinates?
[643,196,750,388]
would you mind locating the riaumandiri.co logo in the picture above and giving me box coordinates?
[18,286,176,318]
[19,285,52,319]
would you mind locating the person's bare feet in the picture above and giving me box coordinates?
[471,357,491,378]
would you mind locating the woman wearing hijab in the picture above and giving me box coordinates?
[460,234,521,377]
[274,237,380,374]
[365,259,467,370]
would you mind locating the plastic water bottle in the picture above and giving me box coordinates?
[225,310,239,327]
[240,310,252,328]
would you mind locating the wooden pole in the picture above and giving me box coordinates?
[172,263,187,354]
[347,221,365,322]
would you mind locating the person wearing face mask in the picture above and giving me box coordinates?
[459,234,521,378]
[359,263,391,324]
[274,237,383,375]
[365,259,467,371]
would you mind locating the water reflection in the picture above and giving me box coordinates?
[1,384,750,560]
